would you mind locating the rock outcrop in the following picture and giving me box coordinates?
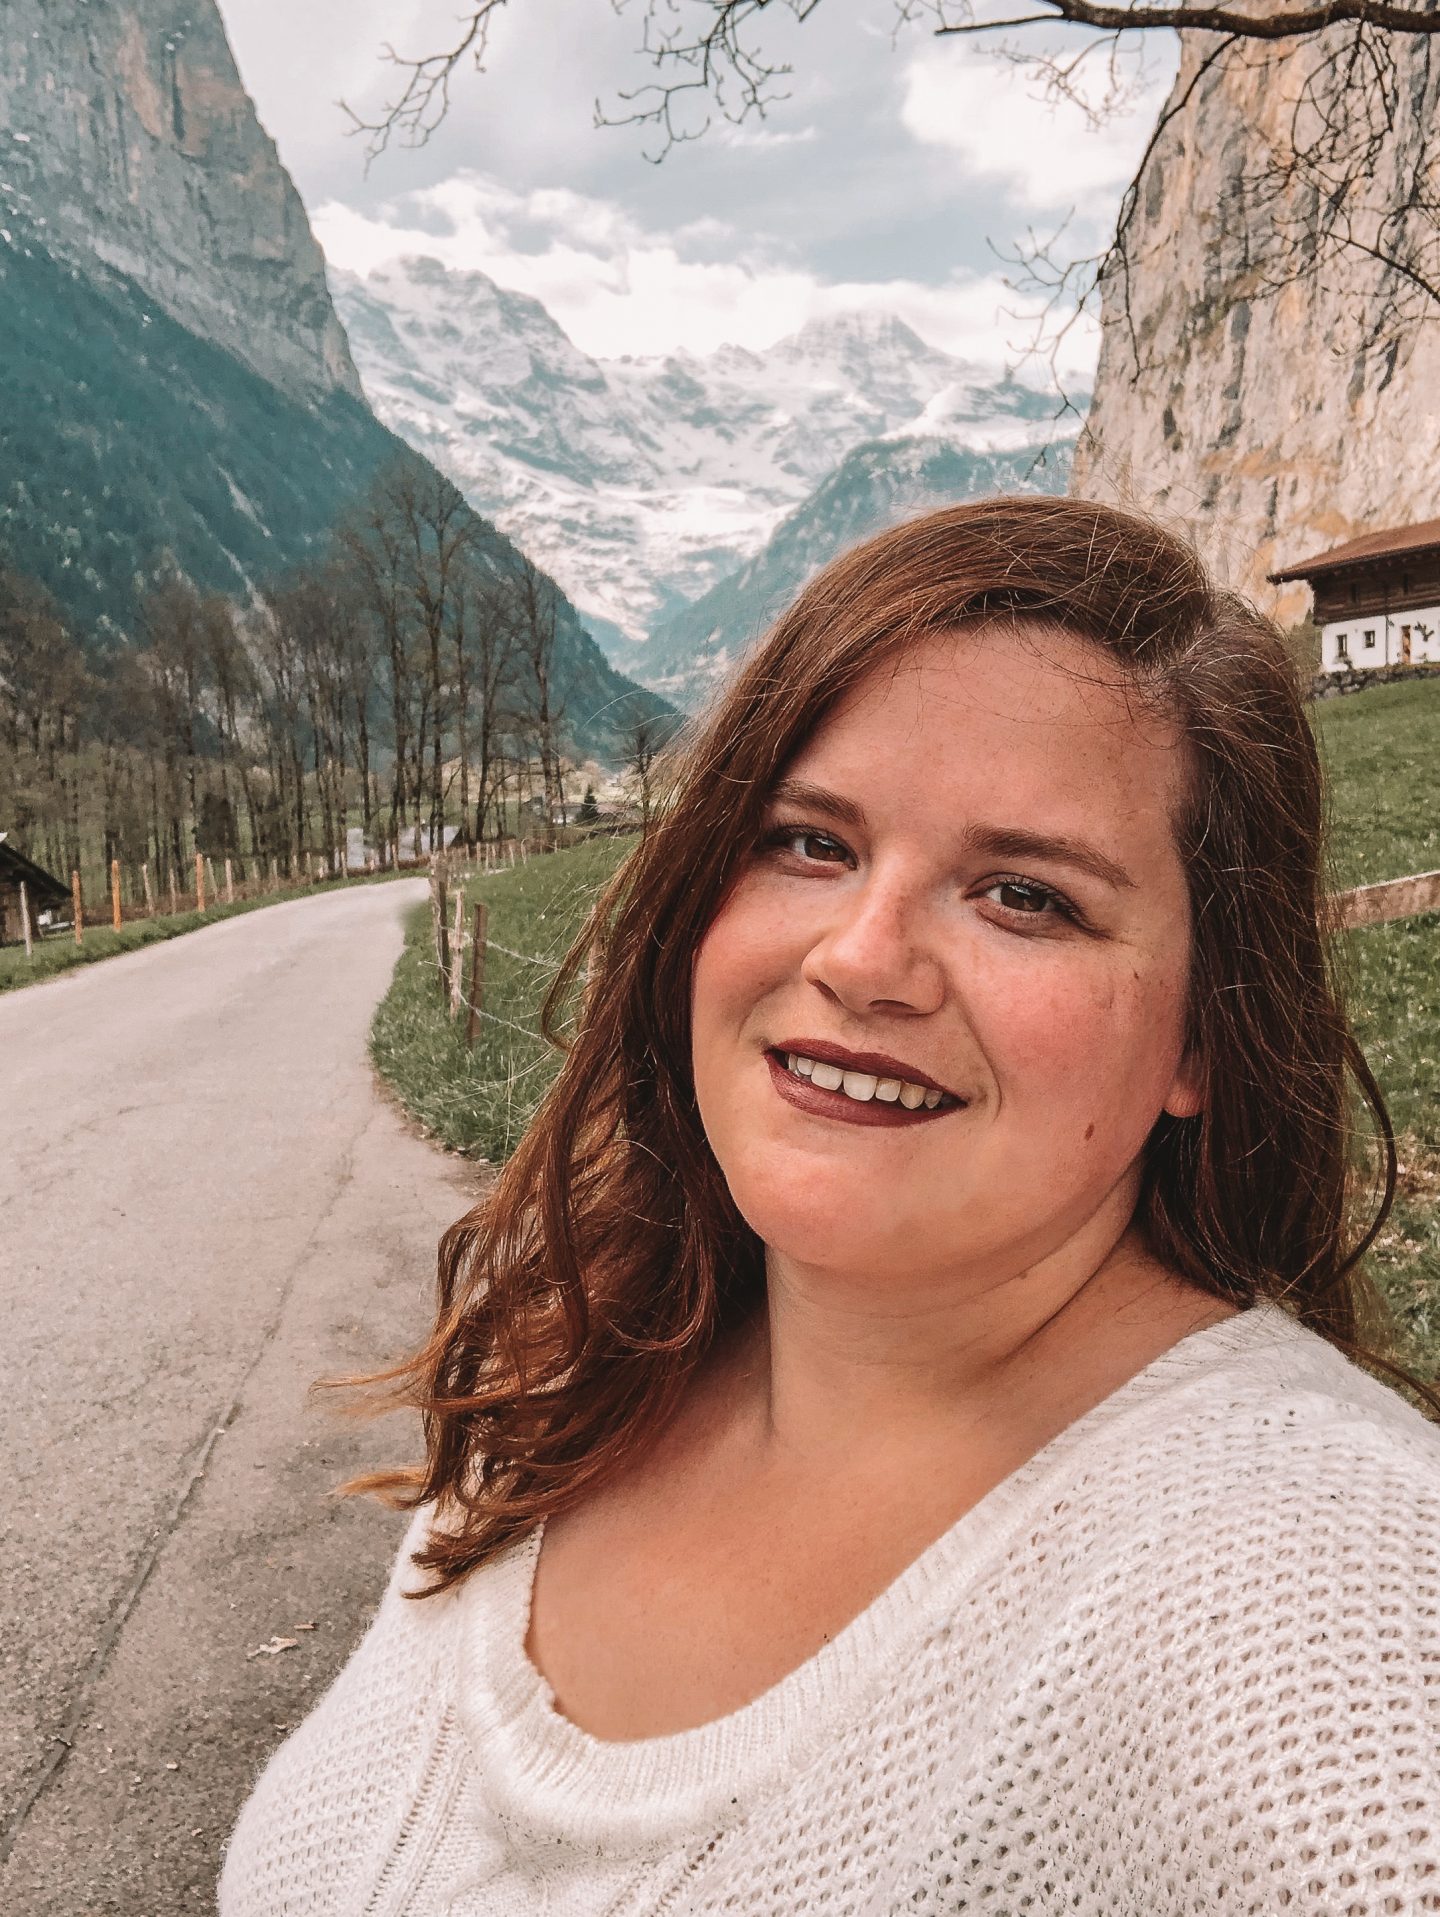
[1073,33,1440,620]
[0,0,359,401]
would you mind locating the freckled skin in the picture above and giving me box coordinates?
[690,626,1204,1304]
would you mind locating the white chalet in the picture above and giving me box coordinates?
[1271,516,1440,673]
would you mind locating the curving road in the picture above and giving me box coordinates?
[0,880,480,1914]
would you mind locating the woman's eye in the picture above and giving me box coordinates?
[981,877,1072,920]
[760,823,851,866]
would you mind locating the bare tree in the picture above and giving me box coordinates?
[508,555,570,850]
[621,716,663,830]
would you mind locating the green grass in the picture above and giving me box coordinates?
[0,866,416,994]
[1315,678,1440,891]
[369,836,636,1162]
[371,680,1439,1378]
[1312,681,1440,1380]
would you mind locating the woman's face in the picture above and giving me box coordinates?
[689,624,1203,1294]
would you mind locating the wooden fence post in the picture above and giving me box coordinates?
[19,879,33,960]
[141,862,154,915]
[71,869,83,946]
[450,887,466,1018]
[465,901,487,1048]
[429,857,451,1006]
[195,852,207,912]
[224,857,235,904]
[270,856,278,892]
[110,858,122,931]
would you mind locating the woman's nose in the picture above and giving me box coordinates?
[799,880,946,1017]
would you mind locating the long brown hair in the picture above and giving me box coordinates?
[353,494,1436,1595]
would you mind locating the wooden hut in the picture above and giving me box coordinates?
[0,835,69,945]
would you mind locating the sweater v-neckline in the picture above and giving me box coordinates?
[453,1300,1310,1856]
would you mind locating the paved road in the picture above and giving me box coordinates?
[0,881,481,1914]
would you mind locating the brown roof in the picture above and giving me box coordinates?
[0,834,68,902]
[1270,515,1440,583]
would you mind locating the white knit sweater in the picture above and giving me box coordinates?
[219,1303,1440,1915]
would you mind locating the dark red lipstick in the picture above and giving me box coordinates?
[765,1042,965,1129]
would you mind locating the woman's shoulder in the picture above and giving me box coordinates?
[1014,1313,1440,1910]
[218,1504,465,1916]
[1092,1298,1440,1492]
[1050,1302,1440,1635]
[1050,1303,1440,1663]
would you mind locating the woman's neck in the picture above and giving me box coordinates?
[727,1219,1230,1472]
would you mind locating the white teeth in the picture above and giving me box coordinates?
[784,1054,948,1111]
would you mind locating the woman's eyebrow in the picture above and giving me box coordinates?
[766,783,1135,891]
[961,825,1137,891]
[766,778,869,831]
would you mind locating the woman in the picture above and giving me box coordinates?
[221,497,1440,1915]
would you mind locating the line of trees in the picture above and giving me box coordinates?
[0,460,661,915]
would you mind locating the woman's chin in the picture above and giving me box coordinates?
[732,1188,918,1279]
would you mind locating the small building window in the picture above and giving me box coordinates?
[1350,582,1359,604]
[1363,629,1377,649]
[1335,631,1350,659]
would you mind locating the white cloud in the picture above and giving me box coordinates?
[900,42,1173,213]
[315,169,1083,367]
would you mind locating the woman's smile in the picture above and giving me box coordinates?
[764,1046,966,1128]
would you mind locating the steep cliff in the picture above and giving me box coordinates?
[1073,34,1440,619]
[0,0,358,401]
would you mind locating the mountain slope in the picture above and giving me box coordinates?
[631,434,1075,710]
[334,259,1064,641]
[0,0,668,759]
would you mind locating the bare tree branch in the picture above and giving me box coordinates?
[934,0,1440,40]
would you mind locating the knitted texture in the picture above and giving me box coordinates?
[219,1304,1440,1914]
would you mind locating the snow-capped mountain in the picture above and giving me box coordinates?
[332,257,1068,645]
[632,434,1075,711]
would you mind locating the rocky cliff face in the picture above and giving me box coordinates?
[1073,34,1440,620]
[0,0,359,401]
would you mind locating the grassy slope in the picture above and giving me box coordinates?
[372,679,1439,1372]
[1317,681,1440,1376]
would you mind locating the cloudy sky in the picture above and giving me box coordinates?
[218,0,1175,369]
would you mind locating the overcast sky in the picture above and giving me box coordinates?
[218,0,1174,368]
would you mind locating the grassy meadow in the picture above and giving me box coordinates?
[371,678,1439,1379]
